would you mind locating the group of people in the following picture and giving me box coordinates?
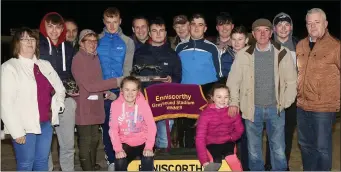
[1,5,339,172]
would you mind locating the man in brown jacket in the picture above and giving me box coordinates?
[296,8,340,171]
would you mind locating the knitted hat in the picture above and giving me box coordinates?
[78,29,96,44]
[252,18,272,31]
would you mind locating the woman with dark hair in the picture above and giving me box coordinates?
[1,27,66,171]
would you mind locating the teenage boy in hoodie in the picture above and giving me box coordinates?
[39,12,76,171]
[133,17,182,153]
[264,12,298,171]
[97,7,135,171]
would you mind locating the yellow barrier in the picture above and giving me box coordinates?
[128,159,231,171]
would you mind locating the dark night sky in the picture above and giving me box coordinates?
[1,1,340,39]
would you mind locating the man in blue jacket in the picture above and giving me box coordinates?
[133,17,182,152]
[97,7,135,171]
[175,13,221,148]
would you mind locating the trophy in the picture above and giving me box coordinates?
[62,78,79,94]
[131,64,168,82]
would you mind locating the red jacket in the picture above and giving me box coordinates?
[195,104,244,165]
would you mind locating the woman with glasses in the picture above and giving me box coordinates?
[1,27,66,171]
[71,29,122,171]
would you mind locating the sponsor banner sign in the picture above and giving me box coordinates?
[128,159,231,171]
[144,83,208,121]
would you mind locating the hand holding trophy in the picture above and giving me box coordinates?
[62,78,80,96]
[131,64,169,82]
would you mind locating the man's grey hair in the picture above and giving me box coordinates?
[306,8,327,21]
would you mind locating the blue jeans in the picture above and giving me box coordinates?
[245,105,287,171]
[297,107,336,171]
[101,99,116,164]
[12,121,53,171]
[155,119,174,148]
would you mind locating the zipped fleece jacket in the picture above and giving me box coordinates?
[175,38,221,85]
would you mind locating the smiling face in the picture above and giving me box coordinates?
[19,31,37,57]
[174,22,190,39]
[212,88,229,108]
[121,81,139,105]
[190,18,207,40]
[216,23,234,39]
[80,34,98,54]
[275,21,292,40]
[133,19,149,42]
[65,21,78,42]
[252,26,272,46]
[45,21,64,43]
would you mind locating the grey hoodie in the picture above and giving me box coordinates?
[273,12,297,66]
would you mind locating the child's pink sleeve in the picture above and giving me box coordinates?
[143,103,157,150]
[195,112,210,165]
[230,112,244,142]
[109,102,124,153]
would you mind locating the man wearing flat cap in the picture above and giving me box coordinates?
[226,18,297,171]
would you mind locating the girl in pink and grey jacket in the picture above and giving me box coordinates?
[109,76,157,171]
[196,84,244,171]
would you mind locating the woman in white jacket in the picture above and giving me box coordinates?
[1,27,66,171]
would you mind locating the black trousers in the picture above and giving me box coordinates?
[207,142,235,163]
[236,118,249,171]
[77,124,101,171]
[265,100,297,169]
[177,118,196,148]
[115,143,154,171]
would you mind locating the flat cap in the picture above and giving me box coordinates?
[252,18,272,30]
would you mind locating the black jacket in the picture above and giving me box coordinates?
[39,33,75,81]
[133,43,182,88]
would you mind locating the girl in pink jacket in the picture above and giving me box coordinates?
[196,84,244,171]
[109,76,157,171]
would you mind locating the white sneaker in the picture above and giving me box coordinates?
[108,163,115,171]
[1,130,5,140]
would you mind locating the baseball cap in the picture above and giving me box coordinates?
[274,14,292,25]
[173,15,189,25]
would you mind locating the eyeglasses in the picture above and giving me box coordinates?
[84,39,98,44]
[20,38,36,43]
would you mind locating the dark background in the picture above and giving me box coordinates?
[1,1,340,39]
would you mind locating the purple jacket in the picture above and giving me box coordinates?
[195,104,244,165]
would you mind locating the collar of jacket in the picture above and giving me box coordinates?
[146,42,168,50]
[79,47,97,58]
[103,27,123,38]
[189,37,205,42]
[308,30,330,43]
[245,40,281,55]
